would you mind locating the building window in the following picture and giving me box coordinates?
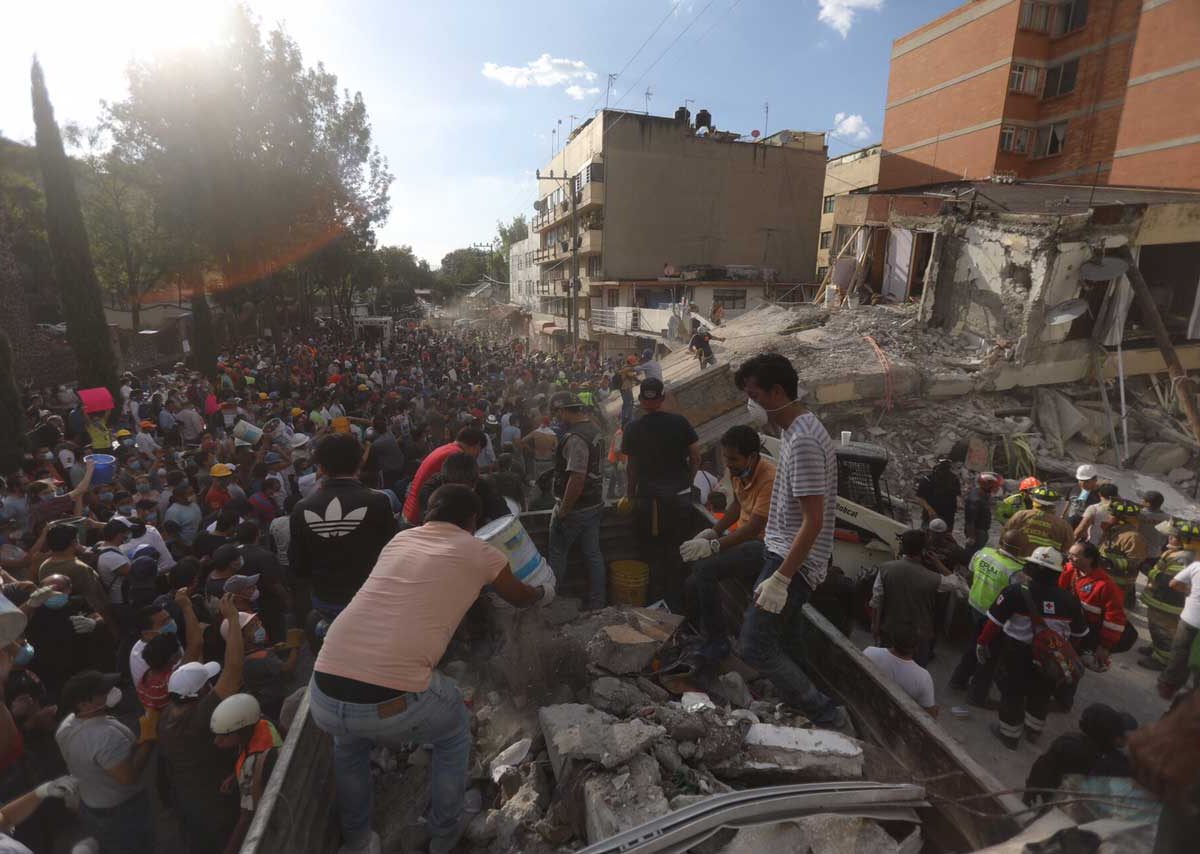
[1009,64,1040,95]
[816,266,829,282]
[606,289,619,307]
[822,194,836,214]
[1051,0,1088,36]
[1043,59,1079,98]
[1019,1,1051,32]
[712,289,747,310]
[587,255,602,278]
[999,125,1031,154]
[819,231,832,250]
[1033,121,1068,157]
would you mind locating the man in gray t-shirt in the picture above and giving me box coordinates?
[733,354,845,730]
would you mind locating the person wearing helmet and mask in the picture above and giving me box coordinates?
[1002,484,1073,556]
[950,530,1027,700]
[220,610,300,721]
[1064,464,1102,529]
[22,574,104,702]
[995,477,1041,527]
[963,472,1003,555]
[1139,518,1200,673]
[977,546,1088,749]
[1100,499,1148,608]
[210,693,282,854]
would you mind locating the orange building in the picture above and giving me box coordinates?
[879,0,1200,191]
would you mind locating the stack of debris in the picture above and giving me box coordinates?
[367,604,908,853]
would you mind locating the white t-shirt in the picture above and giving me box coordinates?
[130,639,149,688]
[1079,502,1111,546]
[96,548,131,604]
[693,470,720,505]
[862,646,936,710]
[1174,562,1200,629]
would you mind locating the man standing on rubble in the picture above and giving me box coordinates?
[547,391,607,611]
[308,485,547,854]
[1002,484,1073,555]
[732,354,846,729]
[1064,464,1101,530]
[915,459,961,530]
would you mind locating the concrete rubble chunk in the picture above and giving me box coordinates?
[1136,441,1191,476]
[589,677,649,717]
[712,724,864,782]
[583,753,671,845]
[540,596,582,627]
[539,703,666,780]
[715,815,898,854]
[682,691,717,712]
[716,671,753,708]
[557,606,684,676]
[587,624,664,675]
[493,777,544,848]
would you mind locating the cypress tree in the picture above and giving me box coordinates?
[30,58,119,394]
[190,286,217,380]
[0,222,27,475]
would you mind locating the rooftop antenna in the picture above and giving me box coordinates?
[550,126,556,159]
[556,118,562,154]
[604,74,618,109]
[763,101,769,137]
[568,114,579,134]
[644,87,654,114]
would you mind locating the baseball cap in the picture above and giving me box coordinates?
[264,452,282,464]
[219,611,258,642]
[223,574,261,593]
[167,661,222,698]
[928,518,948,533]
[549,391,584,410]
[210,463,234,478]
[639,377,665,401]
[61,670,120,712]
[290,407,304,417]
[210,543,242,568]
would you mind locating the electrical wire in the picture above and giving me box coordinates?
[584,1,688,117]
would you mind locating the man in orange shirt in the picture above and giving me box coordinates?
[308,485,546,854]
[680,425,776,664]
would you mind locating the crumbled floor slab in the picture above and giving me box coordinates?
[583,754,672,845]
[713,724,864,782]
[715,814,899,854]
[539,703,666,780]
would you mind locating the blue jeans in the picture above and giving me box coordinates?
[684,540,765,656]
[308,672,472,850]
[81,790,153,854]
[548,504,606,610]
[738,553,838,724]
[620,389,634,425]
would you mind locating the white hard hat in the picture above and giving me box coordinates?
[210,693,261,734]
[1026,546,1064,573]
[1075,464,1098,480]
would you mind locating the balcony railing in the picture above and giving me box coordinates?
[590,306,676,337]
[532,182,605,232]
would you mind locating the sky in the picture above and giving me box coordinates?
[1,0,965,268]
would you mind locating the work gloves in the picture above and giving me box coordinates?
[695,528,719,540]
[679,537,720,562]
[26,587,58,608]
[36,776,78,801]
[69,616,98,635]
[753,570,791,614]
[975,644,990,664]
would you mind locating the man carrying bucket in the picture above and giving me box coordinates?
[547,391,607,611]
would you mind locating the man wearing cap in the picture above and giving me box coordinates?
[94,519,134,613]
[56,670,155,852]
[1065,465,1101,529]
[1002,485,1073,556]
[950,530,1027,700]
[977,546,1088,749]
[204,464,235,514]
[1140,518,1200,672]
[547,391,607,610]
[401,427,486,525]
[158,596,244,854]
[620,377,701,606]
[177,400,206,444]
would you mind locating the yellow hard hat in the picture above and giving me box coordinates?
[210,463,234,478]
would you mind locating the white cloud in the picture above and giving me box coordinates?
[833,112,872,142]
[482,54,597,98]
[564,85,601,101]
[817,0,884,38]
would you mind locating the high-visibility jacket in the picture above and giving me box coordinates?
[1058,562,1127,649]
[1143,548,1194,614]
[967,546,1024,614]
[994,492,1029,526]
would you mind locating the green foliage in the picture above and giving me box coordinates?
[189,285,216,379]
[30,59,119,394]
[488,214,529,282]
[0,213,29,474]
[377,245,434,312]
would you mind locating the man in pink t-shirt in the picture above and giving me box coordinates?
[309,485,546,854]
[400,427,485,524]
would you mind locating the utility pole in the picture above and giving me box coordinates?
[644,87,653,114]
[570,169,580,350]
[763,102,769,137]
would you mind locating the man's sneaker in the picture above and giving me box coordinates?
[990,723,1019,751]
[429,814,470,854]
[1138,657,1167,671]
[338,831,381,854]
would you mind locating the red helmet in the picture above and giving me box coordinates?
[1018,476,1042,492]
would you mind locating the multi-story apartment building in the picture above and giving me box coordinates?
[508,233,540,311]
[816,144,880,280]
[524,108,826,355]
[879,0,1199,191]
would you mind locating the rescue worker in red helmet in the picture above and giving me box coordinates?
[995,477,1041,527]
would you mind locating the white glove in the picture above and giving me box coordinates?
[36,775,78,800]
[679,538,719,562]
[696,528,719,541]
[27,586,58,608]
[69,616,98,635]
[537,583,556,607]
[753,571,792,614]
[975,643,989,664]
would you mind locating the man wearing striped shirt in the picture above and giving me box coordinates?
[733,354,846,729]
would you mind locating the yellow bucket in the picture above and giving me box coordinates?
[609,560,650,606]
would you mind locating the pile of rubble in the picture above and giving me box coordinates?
[366,603,914,853]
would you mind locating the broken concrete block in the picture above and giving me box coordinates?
[539,703,665,780]
[713,724,864,782]
[493,778,543,848]
[1166,466,1194,485]
[1136,442,1191,476]
[587,623,663,674]
[636,676,671,703]
[583,754,671,845]
[653,740,685,776]
[716,672,753,709]
[589,677,649,717]
[541,596,582,627]
[682,692,717,712]
[715,815,898,854]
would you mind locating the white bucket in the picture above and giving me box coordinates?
[233,420,264,444]
[475,515,556,607]
[0,594,28,647]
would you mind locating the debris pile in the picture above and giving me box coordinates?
[366,603,910,853]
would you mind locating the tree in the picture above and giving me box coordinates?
[30,59,119,394]
[489,214,529,281]
[377,244,434,312]
[0,212,28,474]
[189,281,216,379]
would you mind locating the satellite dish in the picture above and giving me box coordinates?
[751,129,760,138]
[1045,298,1090,326]
[1079,256,1130,281]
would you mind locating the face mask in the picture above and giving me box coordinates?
[157,468,167,478]
[249,588,260,603]
[250,626,268,645]
[99,491,114,503]
[14,643,34,666]
[129,461,142,471]
[145,513,158,524]
[39,452,53,461]
[121,438,134,447]
[223,413,236,427]
[137,483,151,493]
[60,452,75,468]
[158,619,178,635]
[44,594,69,610]
[117,505,133,516]
[105,687,123,709]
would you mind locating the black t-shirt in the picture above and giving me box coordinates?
[916,472,960,527]
[193,531,233,562]
[158,691,240,833]
[689,333,714,356]
[621,411,698,497]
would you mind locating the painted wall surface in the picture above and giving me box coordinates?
[508,234,540,309]
[817,147,881,274]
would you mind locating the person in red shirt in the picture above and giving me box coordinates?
[401,427,485,525]
[1060,541,1136,669]
[205,464,235,513]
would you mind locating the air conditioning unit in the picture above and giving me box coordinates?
[560,240,570,252]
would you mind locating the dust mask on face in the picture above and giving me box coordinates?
[105,687,123,708]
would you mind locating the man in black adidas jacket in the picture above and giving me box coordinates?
[290,434,398,619]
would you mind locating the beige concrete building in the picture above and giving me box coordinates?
[816,144,880,280]
[525,108,826,356]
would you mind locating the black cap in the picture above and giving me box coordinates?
[61,670,120,713]
[1079,703,1138,747]
[210,543,242,568]
[549,391,584,410]
[639,378,665,401]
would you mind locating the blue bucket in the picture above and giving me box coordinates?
[84,454,116,485]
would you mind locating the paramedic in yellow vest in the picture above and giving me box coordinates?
[950,530,1026,706]
[994,477,1041,527]
[1100,499,1148,608]
[1002,484,1073,556]
[1139,518,1200,672]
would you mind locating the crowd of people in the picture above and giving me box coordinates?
[0,315,1196,852]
